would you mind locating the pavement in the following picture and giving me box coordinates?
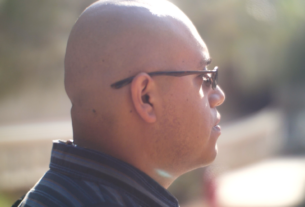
[181,156,305,207]
[217,156,305,207]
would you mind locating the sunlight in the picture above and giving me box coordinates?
[155,169,173,178]
[199,87,204,98]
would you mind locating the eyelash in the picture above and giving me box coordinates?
[202,76,212,87]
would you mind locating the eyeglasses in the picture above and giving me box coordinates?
[110,66,218,89]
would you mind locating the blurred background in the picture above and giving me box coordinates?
[1,0,305,206]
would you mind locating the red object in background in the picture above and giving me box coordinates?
[203,169,218,207]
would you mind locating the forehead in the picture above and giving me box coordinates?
[170,19,210,70]
[191,34,211,69]
[174,28,211,70]
[145,15,209,72]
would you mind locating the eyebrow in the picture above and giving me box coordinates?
[206,58,212,65]
[198,57,212,70]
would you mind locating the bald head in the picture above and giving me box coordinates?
[65,0,206,104]
[65,0,207,140]
[64,0,215,186]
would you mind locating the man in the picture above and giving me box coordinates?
[17,0,225,206]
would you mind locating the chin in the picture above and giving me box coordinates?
[184,148,218,174]
[200,144,218,167]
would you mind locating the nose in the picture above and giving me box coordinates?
[209,86,225,108]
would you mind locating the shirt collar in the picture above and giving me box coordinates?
[49,140,178,207]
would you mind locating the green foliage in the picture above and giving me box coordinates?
[1,0,305,203]
[0,0,95,97]
[0,0,304,113]
[0,193,16,207]
[170,0,305,117]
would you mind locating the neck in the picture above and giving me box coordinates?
[74,138,177,189]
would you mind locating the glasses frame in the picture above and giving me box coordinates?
[110,66,218,89]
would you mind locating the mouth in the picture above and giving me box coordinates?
[213,112,221,131]
[213,124,221,131]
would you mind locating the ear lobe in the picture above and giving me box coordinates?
[131,73,156,123]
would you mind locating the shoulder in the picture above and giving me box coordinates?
[84,204,131,207]
[18,170,145,207]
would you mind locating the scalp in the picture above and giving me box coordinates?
[64,0,206,145]
[64,0,201,106]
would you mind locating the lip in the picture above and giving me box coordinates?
[213,112,221,132]
[213,124,221,131]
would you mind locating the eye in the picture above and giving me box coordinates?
[202,75,212,88]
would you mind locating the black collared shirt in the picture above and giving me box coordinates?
[18,140,179,207]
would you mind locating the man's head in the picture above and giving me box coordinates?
[64,0,225,188]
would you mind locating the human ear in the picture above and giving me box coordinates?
[130,72,157,123]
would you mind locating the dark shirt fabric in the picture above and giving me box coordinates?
[18,140,179,207]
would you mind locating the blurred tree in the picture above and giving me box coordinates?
[0,0,95,98]
[0,0,304,120]
[171,0,305,119]
[1,0,305,204]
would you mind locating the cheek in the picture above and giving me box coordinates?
[183,93,214,153]
[155,87,215,169]
[173,91,212,145]
[184,90,211,130]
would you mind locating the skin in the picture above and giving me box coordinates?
[64,0,225,188]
